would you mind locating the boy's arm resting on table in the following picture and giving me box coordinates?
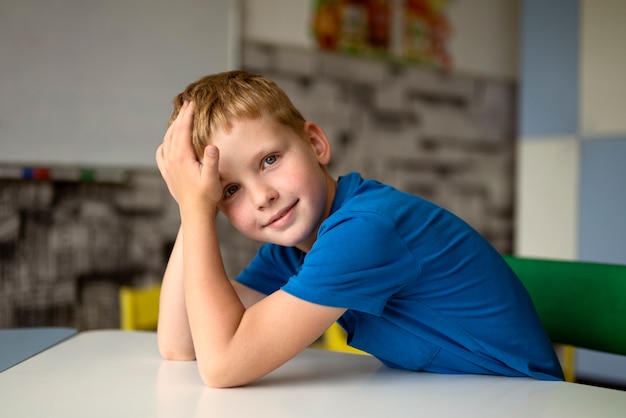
[156,227,267,361]
[157,227,194,360]
[181,211,345,388]
[156,224,344,388]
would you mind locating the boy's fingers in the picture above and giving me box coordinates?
[201,145,219,173]
[201,145,222,202]
[175,101,194,139]
[161,112,180,158]
[167,101,196,159]
[155,144,166,173]
[155,144,162,165]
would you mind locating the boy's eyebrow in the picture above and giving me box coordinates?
[245,143,280,168]
[216,147,267,185]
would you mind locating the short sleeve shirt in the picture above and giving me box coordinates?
[236,173,563,380]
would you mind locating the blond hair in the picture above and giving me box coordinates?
[169,71,306,159]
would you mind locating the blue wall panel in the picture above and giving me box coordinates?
[579,137,626,264]
[520,0,579,136]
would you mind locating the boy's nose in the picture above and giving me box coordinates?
[251,183,277,209]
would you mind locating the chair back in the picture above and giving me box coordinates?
[119,284,161,331]
[504,256,626,356]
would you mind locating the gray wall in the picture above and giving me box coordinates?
[0,0,238,168]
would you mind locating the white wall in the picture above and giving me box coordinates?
[0,0,240,169]
[242,0,520,80]
[0,0,517,169]
[447,0,519,80]
[243,0,315,50]
[580,0,626,135]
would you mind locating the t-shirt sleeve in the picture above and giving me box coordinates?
[282,211,421,316]
[235,243,302,296]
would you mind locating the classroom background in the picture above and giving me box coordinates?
[1,0,624,387]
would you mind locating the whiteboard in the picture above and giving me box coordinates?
[0,0,240,168]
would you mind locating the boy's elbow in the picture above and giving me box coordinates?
[160,350,196,362]
[157,330,196,361]
[158,343,196,361]
[198,365,237,388]
[199,373,232,389]
[197,359,251,388]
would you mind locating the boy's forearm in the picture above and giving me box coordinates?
[157,227,195,360]
[180,209,247,385]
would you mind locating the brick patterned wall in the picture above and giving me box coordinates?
[0,173,173,328]
[0,42,516,329]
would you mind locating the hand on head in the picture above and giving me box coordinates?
[156,101,222,214]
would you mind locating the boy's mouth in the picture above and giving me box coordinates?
[264,201,298,228]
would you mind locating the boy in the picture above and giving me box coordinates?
[155,70,563,388]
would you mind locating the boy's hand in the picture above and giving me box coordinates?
[156,101,222,215]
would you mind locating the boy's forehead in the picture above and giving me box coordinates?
[205,115,257,140]
[213,116,299,157]
[227,115,264,129]
[220,115,284,138]
[213,120,280,175]
[210,118,277,149]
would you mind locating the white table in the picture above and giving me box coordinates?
[1,330,625,417]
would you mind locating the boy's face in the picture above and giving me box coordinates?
[211,116,336,252]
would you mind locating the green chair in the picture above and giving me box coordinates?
[504,255,626,382]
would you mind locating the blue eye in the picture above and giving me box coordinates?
[263,155,278,167]
[224,184,239,198]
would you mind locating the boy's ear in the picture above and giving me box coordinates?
[304,121,332,165]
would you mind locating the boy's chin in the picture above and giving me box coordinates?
[266,232,316,250]
[237,223,317,249]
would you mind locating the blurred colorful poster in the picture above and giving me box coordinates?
[312,0,453,70]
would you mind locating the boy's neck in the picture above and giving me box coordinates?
[296,172,337,253]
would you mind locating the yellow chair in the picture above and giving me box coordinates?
[118,282,362,353]
[119,284,161,331]
[314,323,369,355]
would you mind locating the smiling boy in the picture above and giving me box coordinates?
[156,71,563,388]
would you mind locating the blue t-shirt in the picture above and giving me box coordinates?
[236,173,563,380]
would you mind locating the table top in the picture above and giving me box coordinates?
[0,327,76,372]
[1,330,625,418]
